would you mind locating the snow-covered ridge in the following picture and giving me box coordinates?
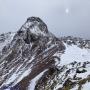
[18,17,50,37]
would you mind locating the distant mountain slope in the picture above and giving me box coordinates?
[0,17,90,90]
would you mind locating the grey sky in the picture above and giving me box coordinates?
[0,0,90,39]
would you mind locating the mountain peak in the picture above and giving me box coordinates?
[27,17,45,24]
[15,17,52,44]
[27,17,48,33]
[19,17,48,35]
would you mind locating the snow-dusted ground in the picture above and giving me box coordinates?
[82,82,90,90]
[54,43,90,90]
[60,43,90,65]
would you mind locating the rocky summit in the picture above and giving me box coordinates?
[0,17,90,90]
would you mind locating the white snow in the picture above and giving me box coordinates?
[5,73,17,85]
[23,21,47,36]
[82,82,90,90]
[28,69,48,90]
[2,64,32,87]
[30,26,46,36]
[14,67,32,86]
[60,44,90,65]
[4,89,10,90]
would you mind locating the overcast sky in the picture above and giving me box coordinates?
[0,0,90,39]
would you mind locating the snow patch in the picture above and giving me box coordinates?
[28,69,48,90]
[82,82,90,90]
[60,44,90,65]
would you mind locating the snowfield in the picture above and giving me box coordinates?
[61,43,90,65]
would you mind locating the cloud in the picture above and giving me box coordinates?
[0,0,90,39]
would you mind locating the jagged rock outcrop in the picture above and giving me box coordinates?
[0,17,65,90]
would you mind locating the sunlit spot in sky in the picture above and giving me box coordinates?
[65,8,69,14]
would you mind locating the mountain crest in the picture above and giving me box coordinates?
[18,17,48,37]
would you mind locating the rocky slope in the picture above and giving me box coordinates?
[0,17,90,90]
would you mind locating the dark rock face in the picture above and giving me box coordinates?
[15,17,50,45]
[27,17,48,33]
[0,17,65,90]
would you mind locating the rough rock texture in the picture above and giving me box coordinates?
[0,17,65,90]
[0,17,90,90]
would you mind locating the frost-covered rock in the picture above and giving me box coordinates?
[0,17,65,90]
[0,17,90,90]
